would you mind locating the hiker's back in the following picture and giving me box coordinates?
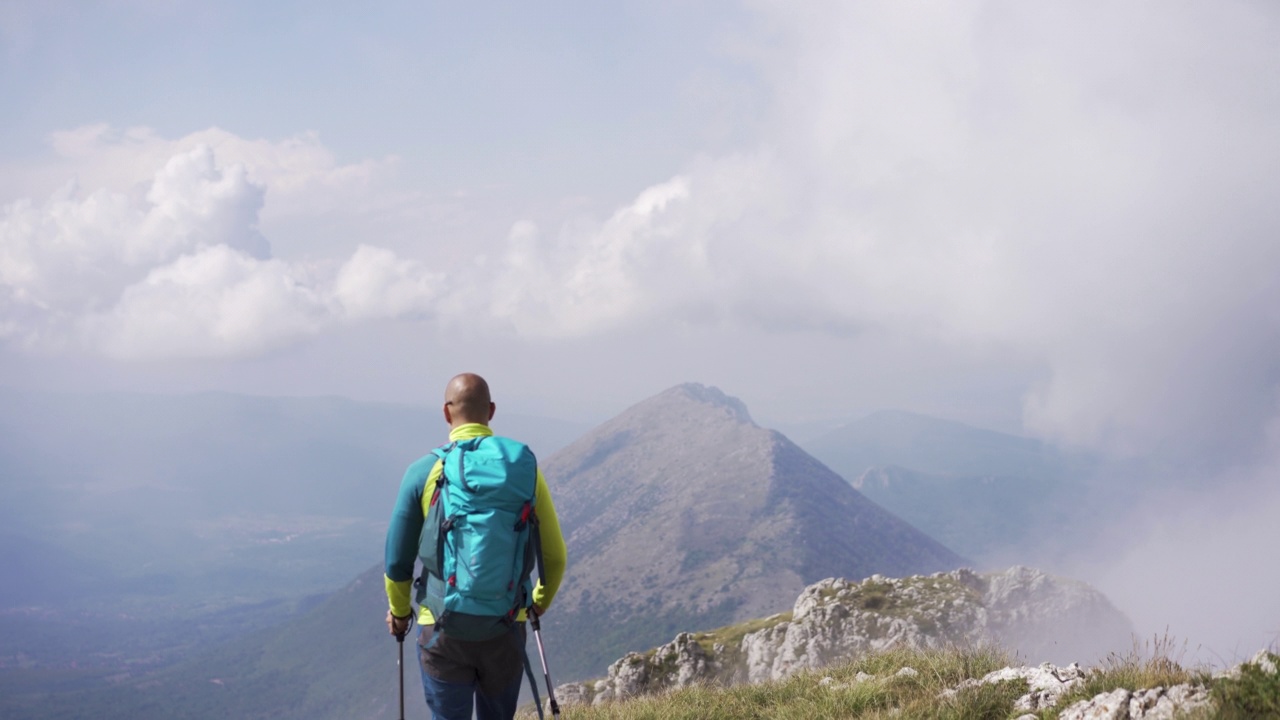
[384,373,567,720]
[418,435,539,641]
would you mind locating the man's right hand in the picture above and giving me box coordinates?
[386,609,412,639]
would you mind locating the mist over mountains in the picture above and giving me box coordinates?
[805,409,1092,480]
[800,410,1105,563]
[0,386,587,683]
[1,382,1127,719]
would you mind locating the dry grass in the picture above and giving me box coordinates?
[524,636,1280,719]
[527,644,1021,720]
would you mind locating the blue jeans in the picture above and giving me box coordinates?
[418,624,525,720]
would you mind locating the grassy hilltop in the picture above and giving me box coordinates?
[531,644,1280,720]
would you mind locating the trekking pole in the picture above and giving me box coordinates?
[394,616,413,720]
[528,611,561,718]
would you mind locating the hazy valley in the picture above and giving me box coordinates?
[0,383,1197,718]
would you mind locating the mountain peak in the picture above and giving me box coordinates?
[542,383,963,678]
[655,382,755,425]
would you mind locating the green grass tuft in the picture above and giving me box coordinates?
[1040,632,1198,716]
[1210,651,1280,719]
[533,645,1017,720]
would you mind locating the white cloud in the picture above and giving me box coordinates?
[487,0,1280,458]
[5,3,1280,461]
[3,124,403,221]
[142,144,269,260]
[0,145,264,322]
[333,244,440,322]
[487,176,696,335]
[85,245,328,360]
[1,141,438,359]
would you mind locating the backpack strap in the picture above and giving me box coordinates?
[529,511,547,590]
[416,442,457,606]
[433,439,483,493]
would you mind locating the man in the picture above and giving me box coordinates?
[384,373,567,720]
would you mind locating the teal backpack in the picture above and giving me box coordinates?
[416,435,540,641]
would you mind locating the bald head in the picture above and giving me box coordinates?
[443,373,495,427]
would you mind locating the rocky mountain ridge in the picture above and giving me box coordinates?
[556,566,1135,705]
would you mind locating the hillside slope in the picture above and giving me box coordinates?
[540,384,966,679]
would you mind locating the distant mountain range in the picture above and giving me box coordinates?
[0,386,588,610]
[802,409,1090,480]
[0,383,1126,719]
[799,410,1102,563]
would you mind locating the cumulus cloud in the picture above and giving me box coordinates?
[488,0,1280,460]
[1,142,438,359]
[5,3,1280,462]
[488,176,698,335]
[85,245,328,359]
[1,146,265,326]
[334,245,440,322]
[470,0,1280,660]
[1,124,403,221]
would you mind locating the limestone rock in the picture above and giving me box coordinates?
[1128,684,1212,719]
[1059,688,1132,720]
[985,566,1133,664]
[579,632,721,705]
[556,613,1264,720]
[738,565,1127,683]
[1058,684,1212,720]
[1216,648,1280,680]
[941,662,1090,712]
[555,565,1131,705]
[1255,650,1279,676]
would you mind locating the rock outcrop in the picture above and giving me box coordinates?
[558,565,1133,704]
[1053,683,1212,720]
[943,662,1092,713]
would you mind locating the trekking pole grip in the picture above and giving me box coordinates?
[393,612,414,642]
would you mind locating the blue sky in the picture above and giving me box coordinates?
[2,2,749,206]
[3,1,1280,655]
